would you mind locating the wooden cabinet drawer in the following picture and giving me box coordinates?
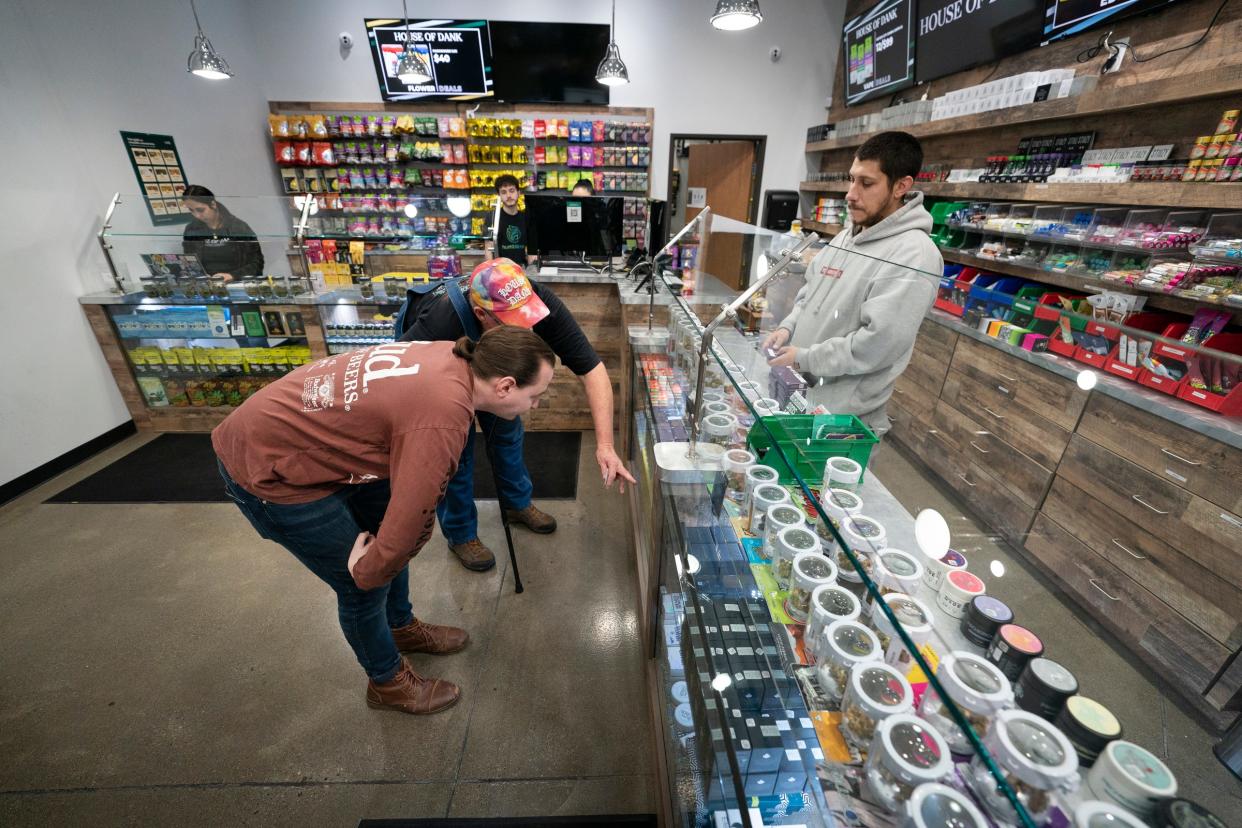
[1057,435,1242,591]
[892,370,939,421]
[940,368,1072,471]
[921,431,1036,543]
[904,345,950,398]
[949,336,1088,433]
[886,398,926,456]
[1042,476,1242,650]
[1077,393,1242,515]
[931,400,1053,509]
[1207,652,1242,712]
[916,317,958,362]
[1025,513,1233,699]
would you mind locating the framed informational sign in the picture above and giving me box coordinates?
[365,18,493,102]
[842,0,915,106]
[120,131,190,225]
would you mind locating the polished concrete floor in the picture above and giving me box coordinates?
[0,432,654,826]
[872,441,1242,820]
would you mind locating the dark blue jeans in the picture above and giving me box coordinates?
[218,459,411,683]
[437,412,532,545]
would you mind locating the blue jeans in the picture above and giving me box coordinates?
[438,412,532,545]
[218,459,411,683]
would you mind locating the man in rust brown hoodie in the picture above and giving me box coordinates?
[213,326,555,714]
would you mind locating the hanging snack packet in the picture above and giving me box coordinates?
[269,114,290,138]
[534,119,547,138]
[273,141,294,165]
[309,115,329,138]
[593,120,606,142]
[312,142,334,166]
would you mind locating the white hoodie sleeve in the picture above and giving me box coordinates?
[797,272,936,378]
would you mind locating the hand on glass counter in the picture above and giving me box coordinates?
[761,326,791,352]
[768,345,799,368]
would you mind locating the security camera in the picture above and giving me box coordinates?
[769,46,781,62]
[339,32,354,49]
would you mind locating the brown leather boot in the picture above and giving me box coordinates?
[366,659,460,715]
[391,618,469,655]
[505,504,557,534]
[449,538,496,571]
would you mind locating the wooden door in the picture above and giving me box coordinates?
[687,141,756,290]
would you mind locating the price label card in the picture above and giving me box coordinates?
[566,202,582,223]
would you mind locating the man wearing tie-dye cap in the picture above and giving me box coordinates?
[399,258,636,571]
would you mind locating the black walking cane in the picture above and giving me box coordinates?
[477,415,524,594]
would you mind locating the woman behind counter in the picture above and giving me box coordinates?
[182,185,264,281]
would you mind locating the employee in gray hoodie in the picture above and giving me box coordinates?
[764,131,941,436]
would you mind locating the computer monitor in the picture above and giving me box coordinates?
[526,194,625,263]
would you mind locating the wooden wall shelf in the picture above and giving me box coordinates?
[801,220,844,236]
[805,67,1242,154]
[800,180,1242,210]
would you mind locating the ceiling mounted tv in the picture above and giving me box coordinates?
[842,0,916,106]
[1043,0,1184,42]
[489,21,611,104]
[915,0,1045,84]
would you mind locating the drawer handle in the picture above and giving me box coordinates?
[969,440,990,454]
[998,372,1019,382]
[1089,578,1120,601]
[894,388,905,395]
[1131,494,1169,515]
[1160,447,1202,466]
[981,406,1006,420]
[1110,538,1146,560]
[957,473,977,488]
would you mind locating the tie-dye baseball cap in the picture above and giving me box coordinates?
[467,258,550,327]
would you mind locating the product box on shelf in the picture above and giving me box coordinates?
[1176,332,1242,415]
[1138,323,1192,396]
[1101,313,1178,381]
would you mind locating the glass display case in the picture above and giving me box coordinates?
[629,211,1241,828]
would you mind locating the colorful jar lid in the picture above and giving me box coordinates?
[876,713,953,784]
[1063,695,1123,741]
[906,782,988,828]
[947,569,985,594]
[997,624,1044,656]
[1100,740,1176,796]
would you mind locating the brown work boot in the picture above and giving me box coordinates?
[449,538,496,571]
[366,659,460,715]
[505,504,557,534]
[391,618,469,655]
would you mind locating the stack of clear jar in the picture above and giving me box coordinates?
[834,514,886,583]
[842,661,913,747]
[748,482,791,536]
[786,551,838,622]
[772,525,819,589]
[700,412,738,448]
[823,455,863,492]
[805,584,861,661]
[721,448,755,503]
[761,502,805,562]
[918,651,1013,755]
[816,488,863,550]
[816,619,881,701]
[866,548,925,617]
[741,465,780,529]
[871,593,935,669]
[865,713,953,813]
[965,709,1080,824]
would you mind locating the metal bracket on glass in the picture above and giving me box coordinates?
[98,192,125,294]
[292,194,315,296]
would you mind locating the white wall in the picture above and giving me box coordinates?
[0,0,843,486]
[244,0,844,201]
[0,0,276,485]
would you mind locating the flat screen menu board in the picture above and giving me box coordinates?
[1043,0,1180,42]
[843,0,916,106]
[915,0,1045,83]
[365,18,492,101]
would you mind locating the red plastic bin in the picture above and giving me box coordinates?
[1176,333,1242,416]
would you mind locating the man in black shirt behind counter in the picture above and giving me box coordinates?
[493,174,536,266]
[399,257,634,572]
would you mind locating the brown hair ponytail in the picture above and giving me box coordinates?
[454,325,555,386]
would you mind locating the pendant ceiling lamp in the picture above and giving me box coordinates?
[711,0,763,31]
[396,0,433,85]
[186,0,233,80]
[596,0,630,86]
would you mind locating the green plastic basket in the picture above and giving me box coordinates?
[745,414,878,486]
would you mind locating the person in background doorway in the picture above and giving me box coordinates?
[763,131,941,437]
[181,185,264,281]
[213,326,557,715]
[397,257,635,572]
[491,174,536,266]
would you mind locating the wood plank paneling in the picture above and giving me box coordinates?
[920,431,1037,543]
[931,399,1053,509]
[1043,476,1242,650]
[82,305,150,429]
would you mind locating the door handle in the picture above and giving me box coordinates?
[1111,538,1146,560]
[969,440,990,454]
[1089,579,1119,601]
[1131,494,1169,515]
[981,406,1006,420]
[998,372,1019,382]
[957,473,976,488]
[1160,447,1202,466]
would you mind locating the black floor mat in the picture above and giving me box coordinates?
[46,431,580,504]
[358,819,656,828]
